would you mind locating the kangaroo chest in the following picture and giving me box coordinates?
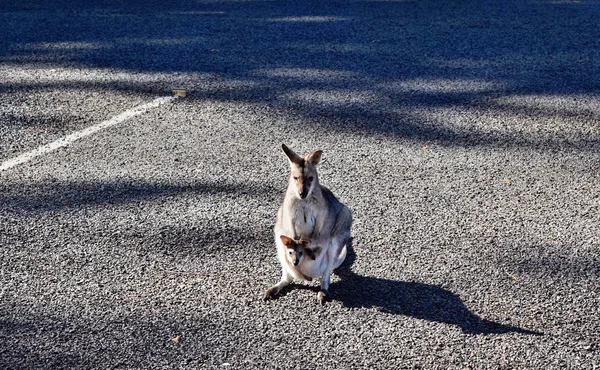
[291,202,319,240]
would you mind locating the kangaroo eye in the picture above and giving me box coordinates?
[293,176,298,181]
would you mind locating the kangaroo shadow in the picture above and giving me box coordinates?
[330,241,542,335]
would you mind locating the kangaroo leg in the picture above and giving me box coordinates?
[317,267,333,305]
[318,209,351,305]
[317,240,338,305]
[264,269,293,300]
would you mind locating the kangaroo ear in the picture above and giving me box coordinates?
[306,150,322,166]
[299,239,311,248]
[282,144,304,165]
[280,235,293,247]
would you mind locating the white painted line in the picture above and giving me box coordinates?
[1,96,176,172]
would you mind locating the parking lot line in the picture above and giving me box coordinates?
[0,96,176,172]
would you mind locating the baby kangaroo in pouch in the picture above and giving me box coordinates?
[265,144,352,305]
[280,235,320,268]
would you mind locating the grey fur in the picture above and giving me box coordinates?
[265,145,352,305]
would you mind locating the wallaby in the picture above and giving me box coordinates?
[280,235,321,268]
[272,235,322,281]
[264,144,352,305]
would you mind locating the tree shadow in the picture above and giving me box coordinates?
[0,179,277,213]
[330,240,542,335]
[0,314,216,368]
[1,0,599,153]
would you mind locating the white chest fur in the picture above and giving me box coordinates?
[296,252,328,279]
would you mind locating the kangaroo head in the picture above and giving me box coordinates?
[280,235,318,266]
[282,144,322,200]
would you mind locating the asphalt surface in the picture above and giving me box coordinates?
[1,0,599,368]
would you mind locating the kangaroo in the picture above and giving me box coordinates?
[273,235,323,281]
[280,235,321,268]
[264,144,352,305]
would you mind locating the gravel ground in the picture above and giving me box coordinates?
[1,0,599,368]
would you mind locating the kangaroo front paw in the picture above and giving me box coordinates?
[264,286,279,300]
[317,290,329,305]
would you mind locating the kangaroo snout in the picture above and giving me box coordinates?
[296,179,310,199]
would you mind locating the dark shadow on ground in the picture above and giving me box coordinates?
[1,0,599,151]
[0,314,219,368]
[330,240,542,335]
[497,243,600,283]
[0,179,277,213]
